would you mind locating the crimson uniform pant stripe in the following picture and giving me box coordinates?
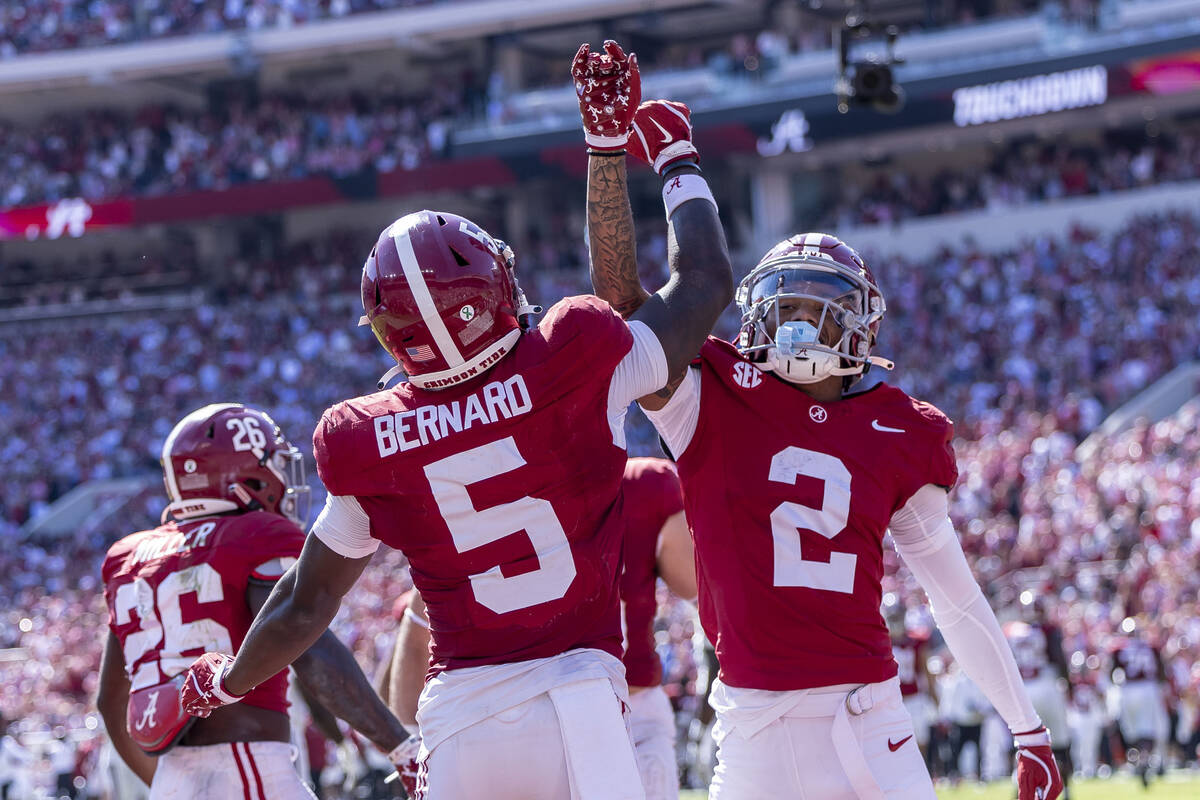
[243,742,267,800]
[230,743,253,800]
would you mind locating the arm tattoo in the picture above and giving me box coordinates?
[293,630,409,751]
[587,156,650,318]
[654,370,687,400]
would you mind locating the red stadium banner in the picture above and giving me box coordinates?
[1127,49,1200,95]
[0,158,520,240]
[0,197,134,240]
[134,177,345,224]
[377,157,517,196]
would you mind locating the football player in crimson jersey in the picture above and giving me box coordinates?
[586,97,1062,798]
[383,458,695,800]
[97,404,409,798]
[619,457,696,800]
[1007,594,1075,796]
[1109,625,1170,787]
[179,46,732,797]
[884,599,938,766]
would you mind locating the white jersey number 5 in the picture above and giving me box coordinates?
[769,446,856,593]
[424,437,577,614]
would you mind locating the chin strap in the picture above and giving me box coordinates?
[376,364,406,390]
[868,355,895,371]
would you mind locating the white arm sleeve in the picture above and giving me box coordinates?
[606,320,669,448]
[642,366,700,457]
[889,484,1041,734]
[309,493,380,559]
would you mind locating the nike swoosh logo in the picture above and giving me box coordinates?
[872,420,905,433]
[888,735,912,752]
[649,117,672,142]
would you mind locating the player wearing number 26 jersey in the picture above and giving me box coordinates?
[587,178,1063,798]
[179,196,730,798]
[98,404,407,799]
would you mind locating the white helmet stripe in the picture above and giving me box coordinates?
[392,225,465,367]
[161,403,241,502]
[803,232,824,247]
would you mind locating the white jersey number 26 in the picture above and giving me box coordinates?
[769,446,856,594]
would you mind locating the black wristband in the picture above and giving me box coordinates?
[587,149,627,157]
[660,158,701,179]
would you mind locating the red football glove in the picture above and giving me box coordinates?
[572,40,640,152]
[180,652,247,718]
[385,735,423,798]
[1013,726,1064,800]
[628,99,699,176]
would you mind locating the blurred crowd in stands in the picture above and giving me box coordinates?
[820,128,1200,228]
[0,85,469,209]
[4,73,1194,239]
[3,202,1199,791]
[0,0,438,57]
[0,0,1098,59]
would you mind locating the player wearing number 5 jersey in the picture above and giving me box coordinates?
[586,102,1062,794]
[179,119,731,799]
[98,404,408,798]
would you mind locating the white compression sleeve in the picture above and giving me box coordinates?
[642,366,700,458]
[310,493,380,559]
[889,485,1041,734]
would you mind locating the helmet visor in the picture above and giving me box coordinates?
[749,268,863,311]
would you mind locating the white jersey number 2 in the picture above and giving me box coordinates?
[424,437,577,614]
[769,446,856,594]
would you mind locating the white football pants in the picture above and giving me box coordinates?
[629,685,679,800]
[1119,680,1168,742]
[709,676,935,800]
[151,741,314,800]
[1025,672,1071,744]
[420,677,644,800]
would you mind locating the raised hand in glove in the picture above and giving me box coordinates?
[572,39,641,152]
[1013,726,1064,800]
[180,652,247,718]
[628,99,699,176]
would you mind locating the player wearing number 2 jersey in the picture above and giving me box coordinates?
[179,140,731,799]
[97,404,407,798]
[587,111,1062,795]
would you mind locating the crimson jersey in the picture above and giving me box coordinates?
[102,512,306,714]
[1113,639,1161,682]
[676,339,957,691]
[314,296,636,674]
[620,457,685,688]
[1006,623,1058,680]
[892,635,928,697]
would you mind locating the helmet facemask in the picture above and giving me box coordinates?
[493,237,543,330]
[262,445,310,525]
[737,259,890,386]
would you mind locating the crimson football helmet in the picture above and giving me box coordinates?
[361,210,540,390]
[736,232,893,385]
[160,404,309,524]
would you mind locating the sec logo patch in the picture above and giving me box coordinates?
[731,362,763,389]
